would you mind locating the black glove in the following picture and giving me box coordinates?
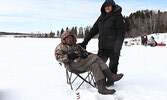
[80,52,88,59]
[97,50,103,57]
[78,42,87,49]
[68,53,79,60]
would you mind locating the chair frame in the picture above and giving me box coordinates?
[66,69,96,90]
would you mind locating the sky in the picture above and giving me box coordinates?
[0,0,167,33]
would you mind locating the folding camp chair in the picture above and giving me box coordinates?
[60,63,96,91]
[66,69,96,90]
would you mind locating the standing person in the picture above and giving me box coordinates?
[55,30,123,95]
[143,33,148,46]
[141,35,144,45]
[79,0,126,86]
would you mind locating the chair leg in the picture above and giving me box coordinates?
[66,70,96,90]
[66,70,73,90]
[75,72,91,90]
[89,72,96,88]
[75,72,96,90]
[66,70,70,84]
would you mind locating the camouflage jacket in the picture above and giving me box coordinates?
[55,43,88,69]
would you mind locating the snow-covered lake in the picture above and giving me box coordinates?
[0,34,167,100]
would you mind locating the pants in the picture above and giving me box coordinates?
[70,54,108,82]
[98,50,120,74]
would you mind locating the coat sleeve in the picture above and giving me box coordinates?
[115,14,126,52]
[82,17,100,46]
[55,44,69,63]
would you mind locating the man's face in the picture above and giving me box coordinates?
[65,35,75,45]
[105,5,112,13]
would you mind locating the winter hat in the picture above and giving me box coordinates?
[61,30,77,44]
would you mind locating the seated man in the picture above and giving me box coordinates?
[55,30,123,95]
[147,36,157,47]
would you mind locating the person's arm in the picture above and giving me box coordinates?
[55,44,69,63]
[114,14,126,52]
[80,17,100,48]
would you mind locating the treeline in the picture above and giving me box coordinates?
[0,32,26,35]
[0,31,56,38]
[0,27,92,38]
[57,26,92,38]
[125,10,167,38]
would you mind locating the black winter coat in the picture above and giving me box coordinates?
[83,1,126,53]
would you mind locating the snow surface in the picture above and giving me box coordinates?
[0,33,167,100]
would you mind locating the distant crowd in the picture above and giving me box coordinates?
[141,33,157,47]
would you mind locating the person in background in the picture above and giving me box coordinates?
[79,0,126,86]
[147,36,157,47]
[55,30,123,95]
[141,35,144,45]
[143,33,148,46]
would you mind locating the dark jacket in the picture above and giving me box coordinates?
[82,0,126,53]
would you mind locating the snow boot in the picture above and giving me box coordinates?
[105,81,114,87]
[96,78,116,95]
[103,68,123,86]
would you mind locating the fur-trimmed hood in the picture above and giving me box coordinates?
[61,30,77,44]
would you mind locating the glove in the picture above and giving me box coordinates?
[68,53,79,60]
[80,52,88,59]
[78,42,87,49]
[97,50,103,57]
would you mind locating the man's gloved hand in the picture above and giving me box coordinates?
[97,50,103,57]
[78,42,86,49]
[68,53,79,60]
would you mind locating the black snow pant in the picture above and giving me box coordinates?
[98,50,120,74]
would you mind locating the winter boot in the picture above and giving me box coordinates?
[103,68,123,86]
[105,80,114,87]
[96,78,116,95]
